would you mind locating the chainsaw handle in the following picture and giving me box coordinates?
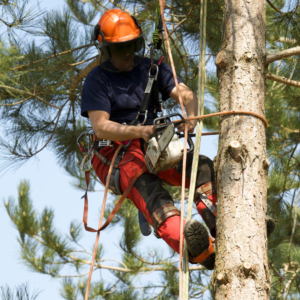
[153,113,184,129]
[177,133,194,153]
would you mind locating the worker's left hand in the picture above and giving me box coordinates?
[177,119,197,134]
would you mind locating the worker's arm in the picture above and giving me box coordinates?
[88,110,154,142]
[169,82,198,133]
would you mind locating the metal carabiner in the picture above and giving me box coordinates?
[80,147,94,172]
[149,64,159,81]
[77,129,93,153]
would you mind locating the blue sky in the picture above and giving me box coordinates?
[0,0,219,298]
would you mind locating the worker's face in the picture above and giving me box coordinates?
[109,41,135,71]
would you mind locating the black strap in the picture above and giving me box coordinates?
[140,75,156,113]
[127,67,159,126]
[152,79,161,116]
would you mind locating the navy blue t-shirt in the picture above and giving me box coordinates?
[81,57,182,125]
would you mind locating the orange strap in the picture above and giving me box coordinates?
[83,142,147,233]
[83,165,147,232]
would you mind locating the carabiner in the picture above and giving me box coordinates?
[77,129,93,153]
[149,64,159,81]
[80,148,94,172]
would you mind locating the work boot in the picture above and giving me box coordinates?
[184,219,215,270]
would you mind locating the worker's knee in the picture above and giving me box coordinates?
[195,155,215,187]
[134,173,174,213]
[152,204,180,233]
[178,153,215,186]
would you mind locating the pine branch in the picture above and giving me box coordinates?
[68,56,100,100]
[0,96,31,106]
[168,0,198,36]
[279,268,300,300]
[266,0,285,15]
[278,37,297,44]
[279,125,299,134]
[106,0,132,15]
[11,43,95,71]
[80,0,109,11]
[168,18,187,36]
[266,73,300,88]
[68,55,98,67]
[270,60,282,89]
[266,46,300,65]
[0,85,61,109]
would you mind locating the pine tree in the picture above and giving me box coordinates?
[2,0,300,299]
[0,283,40,300]
[212,0,270,298]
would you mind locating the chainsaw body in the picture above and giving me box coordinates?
[145,113,194,173]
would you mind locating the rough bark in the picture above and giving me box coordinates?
[213,0,270,299]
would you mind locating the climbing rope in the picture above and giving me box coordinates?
[84,143,123,300]
[158,2,188,298]
[182,0,207,298]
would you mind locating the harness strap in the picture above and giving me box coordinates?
[152,76,161,116]
[83,164,147,233]
[93,148,116,167]
[140,75,156,113]
[195,183,217,217]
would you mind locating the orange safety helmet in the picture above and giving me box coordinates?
[93,9,145,72]
[94,9,143,45]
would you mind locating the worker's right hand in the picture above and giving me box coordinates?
[141,126,154,142]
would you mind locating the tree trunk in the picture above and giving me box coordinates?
[212,0,270,299]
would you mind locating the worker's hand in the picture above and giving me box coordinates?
[141,126,154,142]
[177,119,197,134]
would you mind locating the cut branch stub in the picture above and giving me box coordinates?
[217,273,228,285]
[229,140,242,162]
[215,50,229,68]
[262,158,270,170]
[243,262,251,276]
[245,51,252,60]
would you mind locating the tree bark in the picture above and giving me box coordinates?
[213,0,270,299]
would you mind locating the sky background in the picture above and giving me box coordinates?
[0,0,219,298]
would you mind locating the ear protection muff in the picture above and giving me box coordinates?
[94,24,112,58]
[93,24,100,42]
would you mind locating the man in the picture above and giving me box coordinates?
[81,8,217,270]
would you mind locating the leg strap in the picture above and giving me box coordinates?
[152,204,180,232]
[194,181,217,211]
[94,142,132,196]
[195,181,217,199]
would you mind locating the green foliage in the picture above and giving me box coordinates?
[0,283,40,300]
